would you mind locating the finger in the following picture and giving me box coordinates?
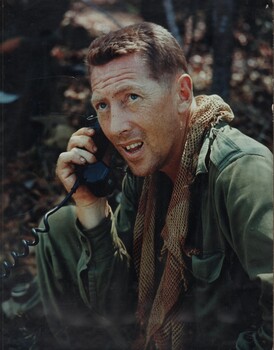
[72,127,95,136]
[56,149,97,192]
[67,134,97,153]
[58,148,97,170]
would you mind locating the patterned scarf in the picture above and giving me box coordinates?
[132,95,234,349]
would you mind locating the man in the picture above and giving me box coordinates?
[36,22,273,350]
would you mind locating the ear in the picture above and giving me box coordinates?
[176,74,193,114]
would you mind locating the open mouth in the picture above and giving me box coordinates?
[124,142,143,154]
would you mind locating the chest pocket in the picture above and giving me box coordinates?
[192,252,225,283]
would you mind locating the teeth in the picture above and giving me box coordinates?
[125,142,142,150]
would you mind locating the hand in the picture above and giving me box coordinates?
[56,127,96,201]
[56,127,109,228]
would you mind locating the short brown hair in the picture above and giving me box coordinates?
[86,22,188,81]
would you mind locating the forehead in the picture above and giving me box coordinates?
[90,53,151,92]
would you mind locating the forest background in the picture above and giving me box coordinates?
[0,0,273,347]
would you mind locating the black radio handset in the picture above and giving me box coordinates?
[75,116,116,197]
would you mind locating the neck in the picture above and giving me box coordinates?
[164,99,197,182]
[164,118,191,183]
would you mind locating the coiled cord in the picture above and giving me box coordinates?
[1,179,80,279]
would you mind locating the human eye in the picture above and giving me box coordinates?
[96,101,108,111]
[128,93,139,102]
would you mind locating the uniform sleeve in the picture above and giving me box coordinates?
[36,206,83,348]
[36,173,141,348]
[214,153,273,349]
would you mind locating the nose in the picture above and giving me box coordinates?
[109,107,132,137]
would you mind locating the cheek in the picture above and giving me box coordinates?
[98,119,110,138]
[144,118,170,153]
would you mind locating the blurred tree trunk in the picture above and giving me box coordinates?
[162,0,182,45]
[140,0,169,29]
[1,0,70,162]
[210,0,236,101]
[140,0,184,45]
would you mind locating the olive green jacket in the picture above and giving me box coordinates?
[36,124,273,350]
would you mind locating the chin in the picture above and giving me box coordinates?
[128,163,157,178]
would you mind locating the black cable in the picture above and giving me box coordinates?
[1,179,80,279]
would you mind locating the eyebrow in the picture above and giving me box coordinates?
[91,95,103,106]
[91,83,143,105]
